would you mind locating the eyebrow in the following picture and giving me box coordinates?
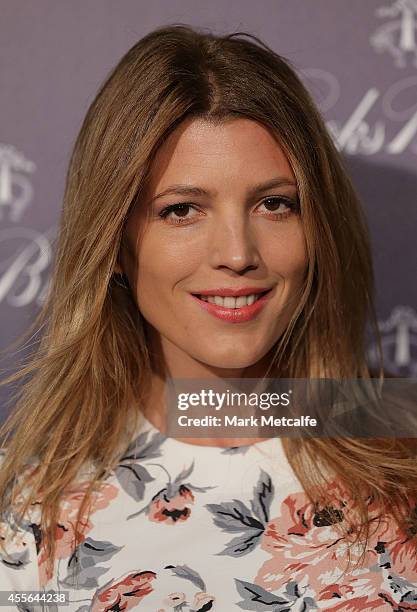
[150,177,297,203]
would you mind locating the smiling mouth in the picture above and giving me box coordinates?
[192,290,270,309]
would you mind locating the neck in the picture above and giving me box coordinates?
[140,327,279,447]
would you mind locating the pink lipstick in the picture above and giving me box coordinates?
[190,288,273,323]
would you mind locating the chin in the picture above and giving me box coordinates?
[197,348,265,371]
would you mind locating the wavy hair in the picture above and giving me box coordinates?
[1,24,416,579]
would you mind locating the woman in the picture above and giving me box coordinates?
[0,24,416,611]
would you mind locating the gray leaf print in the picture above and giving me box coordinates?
[61,564,109,591]
[164,563,206,591]
[221,445,250,455]
[206,500,264,532]
[121,430,165,462]
[186,483,217,493]
[173,461,195,484]
[206,500,264,557]
[376,543,417,605]
[283,580,300,599]
[297,597,318,611]
[115,462,154,501]
[401,589,417,605]
[235,579,290,610]
[1,506,41,546]
[122,430,149,458]
[218,529,264,557]
[4,508,34,535]
[60,565,109,591]
[282,582,318,609]
[60,537,123,589]
[250,469,274,526]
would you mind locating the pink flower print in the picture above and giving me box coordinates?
[38,479,118,587]
[155,590,215,611]
[126,460,214,524]
[255,482,385,606]
[191,591,216,609]
[148,484,195,524]
[91,570,156,611]
[162,591,186,607]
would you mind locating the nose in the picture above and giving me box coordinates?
[208,211,261,273]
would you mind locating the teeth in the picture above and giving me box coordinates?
[199,293,262,308]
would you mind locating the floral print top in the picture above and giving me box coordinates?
[1,413,417,611]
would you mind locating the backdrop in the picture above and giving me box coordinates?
[1,0,416,422]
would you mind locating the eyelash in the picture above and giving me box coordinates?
[158,196,300,225]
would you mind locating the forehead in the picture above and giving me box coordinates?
[145,117,295,192]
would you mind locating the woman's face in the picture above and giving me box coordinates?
[120,117,307,374]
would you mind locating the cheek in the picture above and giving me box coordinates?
[264,224,308,280]
[134,231,195,304]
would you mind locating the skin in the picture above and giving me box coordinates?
[117,117,308,446]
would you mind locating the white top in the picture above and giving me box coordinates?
[1,413,417,611]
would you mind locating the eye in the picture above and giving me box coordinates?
[257,196,299,219]
[158,203,200,225]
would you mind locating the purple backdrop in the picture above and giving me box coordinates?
[1,0,416,421]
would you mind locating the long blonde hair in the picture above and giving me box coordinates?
[1,24,416,579]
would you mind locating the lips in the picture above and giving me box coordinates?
[190,287,273,323]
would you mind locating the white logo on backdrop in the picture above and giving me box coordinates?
[368,306,417,377]
[0,143,53,306]
[302,69,417,155]
[370,0,417,68]
[0,144,36,222]
[0,227,53,307]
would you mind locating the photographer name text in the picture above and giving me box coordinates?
[177,414,317,427]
